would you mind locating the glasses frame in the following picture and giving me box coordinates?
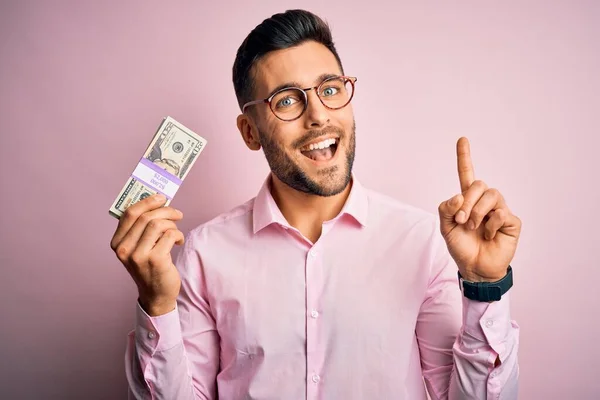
[242,75,358,122]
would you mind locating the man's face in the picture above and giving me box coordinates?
[249,41,356,197]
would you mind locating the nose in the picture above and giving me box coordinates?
[303,89,329,128]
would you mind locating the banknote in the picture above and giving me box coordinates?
[109,116,207,219]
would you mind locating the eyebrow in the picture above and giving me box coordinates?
[267,73,340,98]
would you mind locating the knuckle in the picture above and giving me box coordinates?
[487,187,500,197]
[115,245,129,261]
[138,213,152,225]
[164,229,177,239]
[165,229,181,243]
[147,219,161,231]
[130,251,146,266]
[470,209,483,221]
[458,163,471,173]
[147,252,163,267]
[122,207,139,222]
[157,219,176,233]
[473,180,487,190]
[461,200,473,210]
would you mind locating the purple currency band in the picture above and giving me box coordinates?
[131,158,183,200]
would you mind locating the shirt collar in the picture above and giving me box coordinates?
[252,173,369,234]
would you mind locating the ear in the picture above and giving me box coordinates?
[237,113,262,151]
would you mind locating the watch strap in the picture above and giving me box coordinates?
[458,266,513,302]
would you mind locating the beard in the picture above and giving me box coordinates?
[258,121,356,197]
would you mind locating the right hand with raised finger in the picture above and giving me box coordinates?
[110,194,185,316]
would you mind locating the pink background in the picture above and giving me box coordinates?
[1,1,598,398]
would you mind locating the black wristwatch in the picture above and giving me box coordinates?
[458,266,513,302]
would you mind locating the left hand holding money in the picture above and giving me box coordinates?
[438,137,522,282]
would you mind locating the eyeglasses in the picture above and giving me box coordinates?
[242,75,357,122]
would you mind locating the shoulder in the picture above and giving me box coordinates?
[365,187,437,231]
[361,186,444,257]
[186,197,256,244]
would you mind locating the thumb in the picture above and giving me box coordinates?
[438,194,464,235]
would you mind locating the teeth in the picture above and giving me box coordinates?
[305,138,336,151]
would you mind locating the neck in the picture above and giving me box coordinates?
[269,173,352,243]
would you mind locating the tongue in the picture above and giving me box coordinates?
[303,147,333,161]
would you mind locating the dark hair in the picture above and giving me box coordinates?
[232,9,344,111]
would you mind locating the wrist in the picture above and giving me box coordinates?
[138,296,177,317]
[460,270,508,283]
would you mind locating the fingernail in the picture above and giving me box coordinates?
[155,194,166,202]
[468,220,475,230]
[456,210,466,223]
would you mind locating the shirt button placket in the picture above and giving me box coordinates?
[306,246,323,399]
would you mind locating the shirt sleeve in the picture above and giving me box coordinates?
[124,229,221,400]
[416,220,520,400]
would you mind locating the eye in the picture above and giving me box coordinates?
[275,96,299,109]
[321,86,340,97]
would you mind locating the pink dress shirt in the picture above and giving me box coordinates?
[125,176,520,399]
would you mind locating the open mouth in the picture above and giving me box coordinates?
[300,138,339,162]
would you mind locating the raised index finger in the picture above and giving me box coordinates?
[457,137,475,193]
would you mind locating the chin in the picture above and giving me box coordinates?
[266,132,355,197]
[306,164,352,197]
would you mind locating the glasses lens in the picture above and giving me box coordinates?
[271,88,306,121]
[319,77,354,109]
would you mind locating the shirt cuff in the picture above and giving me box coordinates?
[462,290,512,353]
[135,301,183,354]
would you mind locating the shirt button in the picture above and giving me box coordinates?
[148,331,156,339]
[485,319,494,328]
[310,310,319,319]
[312,374,321,383]
[310,249,318,257]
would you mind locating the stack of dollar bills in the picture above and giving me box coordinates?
[109,116,207,219]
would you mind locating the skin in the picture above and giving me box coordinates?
[110,40,522,317]
[438,137,522,283]
[236,41,357,243]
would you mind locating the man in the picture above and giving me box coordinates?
[111,9,521,400]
